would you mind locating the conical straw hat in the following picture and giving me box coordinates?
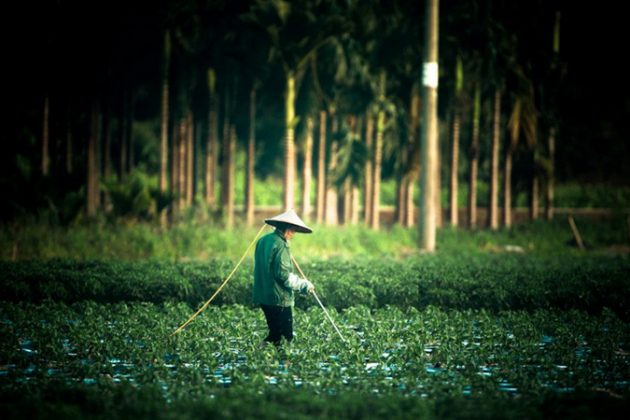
[265,209,313,233]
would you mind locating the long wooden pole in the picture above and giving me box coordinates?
[419,0,439,250]
[291,255,346,343]
[568,215,584,250]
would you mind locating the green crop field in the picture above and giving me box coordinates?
[1,301,629,418]
[1,218,630,419]
[1,217,629,418]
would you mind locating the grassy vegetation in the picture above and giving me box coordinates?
[1,214,628,261]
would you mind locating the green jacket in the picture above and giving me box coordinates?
[253,230,302,307]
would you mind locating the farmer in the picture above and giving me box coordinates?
[253,209,314,347]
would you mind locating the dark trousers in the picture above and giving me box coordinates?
[260,304,293,346]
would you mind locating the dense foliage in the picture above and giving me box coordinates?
[1,254,629,322]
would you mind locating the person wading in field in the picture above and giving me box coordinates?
[253,209,315,347]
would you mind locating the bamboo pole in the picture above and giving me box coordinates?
[291,255,346,343]
[568,215,584,250]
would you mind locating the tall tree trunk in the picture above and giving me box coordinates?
[435,134,442,229]
[42,95,50,176]
[505,96,523,229]
[351,185,360,224]
[246,85,257,225]
[545,12,561,221]
[194,120,202,205]
[449,56,464,227]
[186,112,194,205]
[488,89,501,230]
[342,115,358,225]
[170,119,179,219]
[301,115,313,220]
[371,70,386,230]
[449,110,460,227]
[178,118,186,212]
[160,30,171,195]
[395,99,407,225]
[503,148,513,227]
[102,98,112,213]
[531,151,540,220]
[404,179,415,226]
[419,0,439,251]
[545,127,556,220]
[86,101,100,216]
[404,87,421,227]
[396,178,406,225]
[206,69,218,209]
[325,114,338,225]
[283,71,297,210]
[395,141,407,225]
[221,84,231,215]
[316,110,327,223]
[343,179,352,225]
[468,84,481,228]
[222,125,236,228]
[364,113,374,226]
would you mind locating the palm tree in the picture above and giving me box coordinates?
[185,111,194,205]
[221,79,237,227]
[316,110,327,223]
[205,68,218,210]
[363,114,374,226]
[178,116,186,212]
[284,70,297,210]
[306,31,370,226]
[335,0,401,230]
[86,101,100,217]
[468,83,481,228]
[504,98,520,228]
[505,76,537,227]
[544,11,563,220]
[244,0,347,211]
[301,115,314,220]
[160,30,171,199]
[441,1,484,230]
[481,11,515,231]
[386,0,424,228]
[488,88,501,230]
[448,56,464,227]
[404,87,421,227]
[325,113,339,225]
[371,71,386,230]
[245,84,258,225]
[334,115,366,225]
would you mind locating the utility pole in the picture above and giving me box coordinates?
[419,0,439,251]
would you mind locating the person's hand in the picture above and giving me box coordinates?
[303,279,315,294]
